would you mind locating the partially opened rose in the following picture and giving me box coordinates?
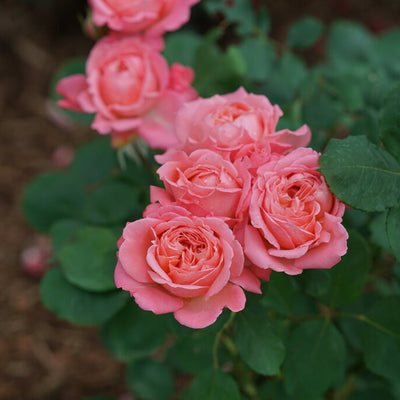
[174,87,311,158]
[156,149,251,219]
[89,0,200,36]
[56,34,197,150]
[243,147,348,275]
[115,204,259,329]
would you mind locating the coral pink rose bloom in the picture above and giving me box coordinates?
[156,149,251,219]
[174,87,311,158]
[89,0,200,35]
[115,205,255,329]
[56,34,197,150]
[244,147,348,275]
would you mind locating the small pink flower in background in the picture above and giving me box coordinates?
[56,33,197,150]
[51,145,74,169]
[174,87,311,158]
[115,204,262,329]
[243,147,348,275]
[89,0,200,36]
[20,235,53,279]
[156,149,251,219]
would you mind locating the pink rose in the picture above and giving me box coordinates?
[243,147,348,275]
[115,204,260,329]
[156,149,251,219]
[89,0,200,35]
[56,34,197,150]
[174,87,311,158]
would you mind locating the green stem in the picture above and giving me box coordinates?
[212,312,236,370]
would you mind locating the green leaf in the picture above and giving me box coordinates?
[359,296,400,380]
[239,37,275,81]
[303,94,343,130]
[300,270,331,298]
[369,211,392,253]
[259,380,292,400]
[51,58,94,125]
[23,172,85,232]
[262,52,308,105]
[193,36,245,97]
[58,226,117,292]
[40,267,128,325]
[328,20,375,62]
[380,83,400,161]
[101,302,169,361]
[164,31,201,67]
[260,272,298,316]
[69,137,118,186]
[234,312,285,375]
[387,204,400,262]
[283,320,346,400]
[350,108,380,144]
[182,370,240,400]
[287,17,324,49]
[82,179,143,225]
[50,219,83,255]
[319,230,371,307]
[126,359,174,400]
[320,135,400,211]
[167,333,214,373]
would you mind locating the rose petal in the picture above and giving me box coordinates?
[174,283,245,328]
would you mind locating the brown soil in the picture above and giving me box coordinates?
[0,1,399,400]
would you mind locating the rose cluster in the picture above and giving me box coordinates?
[57,2,348,329]
[57,0,199,148]
[116,88,349,328]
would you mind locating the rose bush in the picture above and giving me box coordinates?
[114,204,262,329]
[56,34,197,149]
[89,0,200,35]
[243,147,348,275]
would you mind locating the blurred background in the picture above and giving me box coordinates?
[1,0,399,399]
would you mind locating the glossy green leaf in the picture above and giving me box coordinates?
[234,312,285,375]
[319,230,371,307]
[380,83,400,161]
[23,172,85,232]
[387,204,400,262]
[40,267,128,325]
[59,226,117,292]
[126,359,174,400]
[359,296,400,380]
[182,370,240,400]
[101,302,169,361]
[320,135,400,211]
[283,320,346,400]
[287,17,323,49]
